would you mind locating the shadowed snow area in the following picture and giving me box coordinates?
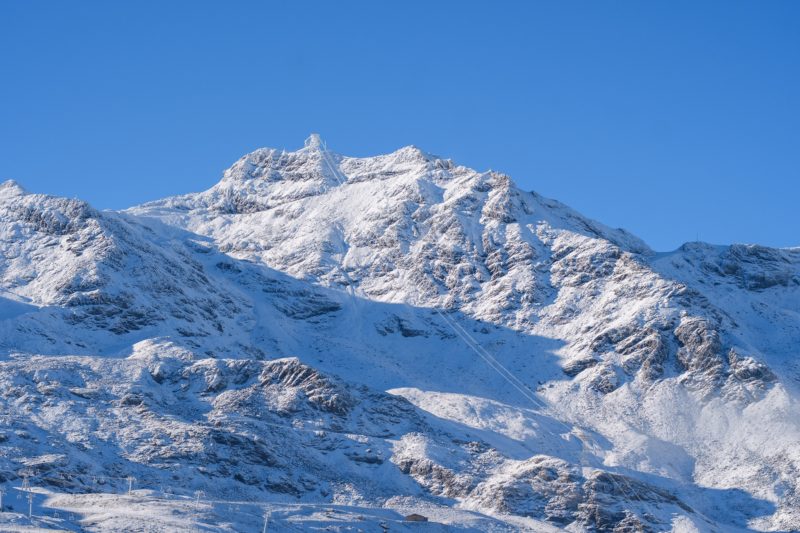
[0,137,798,532]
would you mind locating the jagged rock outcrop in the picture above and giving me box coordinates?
[0,137,798,531]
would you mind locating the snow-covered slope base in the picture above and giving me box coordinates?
[1,136,798,532]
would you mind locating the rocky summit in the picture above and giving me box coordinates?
[0,136,798,532]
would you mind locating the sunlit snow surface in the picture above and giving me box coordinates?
[0,138,798,531]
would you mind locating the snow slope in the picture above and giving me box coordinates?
[1,136,798,532]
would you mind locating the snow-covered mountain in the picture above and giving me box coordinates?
[1,135,798,532]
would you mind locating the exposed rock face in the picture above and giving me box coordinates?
[0,138,798,531]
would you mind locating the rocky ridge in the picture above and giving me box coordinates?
[0,136,798,531]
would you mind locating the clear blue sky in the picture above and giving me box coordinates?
[1,1,798,250]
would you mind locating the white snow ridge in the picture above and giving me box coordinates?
[1,135,798,532]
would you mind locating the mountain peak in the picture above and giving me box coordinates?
[129,139,650,254]
[303,133,324,151]
[0,179,26,198]
[4,138,800,532]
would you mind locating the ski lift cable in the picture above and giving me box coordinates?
[434,308,546,407]
[317,137,346,187]
[435,311,645,505]
[428,298,650,507]
[432,307,546,410]
[314,135,360,314]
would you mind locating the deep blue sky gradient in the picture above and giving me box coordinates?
[1,1,798,250]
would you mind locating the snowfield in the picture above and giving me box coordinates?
[1,135,798,532]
